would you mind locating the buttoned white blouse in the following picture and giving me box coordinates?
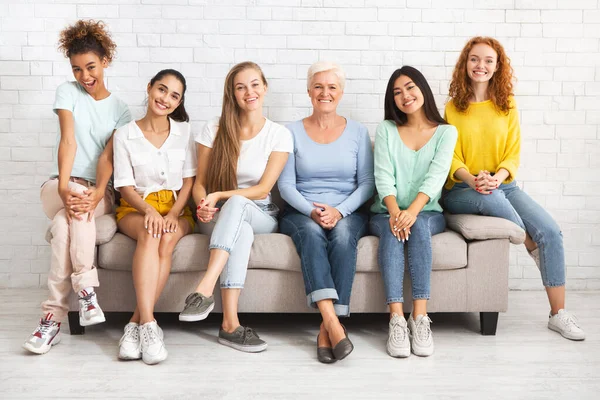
[113,118,197,199]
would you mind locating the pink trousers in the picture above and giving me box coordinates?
[40,178,113,322]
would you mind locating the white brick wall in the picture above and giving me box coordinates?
[0,0,599,290]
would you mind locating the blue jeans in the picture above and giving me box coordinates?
[369,212,446,304]
[280,208,369,317]
[198,195,278,288]
[443,181,565,287]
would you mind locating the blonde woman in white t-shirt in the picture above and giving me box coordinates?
[178,62,293,353]
[112,69,196,365]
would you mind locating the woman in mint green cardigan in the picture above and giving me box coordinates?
[369,66,457,358]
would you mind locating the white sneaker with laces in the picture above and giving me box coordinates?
[408,313,434,357]
[22,314,61,355]
[548,309,585,341]
[139,320,168,365]
[79,291,105,326]
[119,322,141,360]
[387,313,410,358]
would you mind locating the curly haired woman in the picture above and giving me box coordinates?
[23,20,131,354]
[442,37,584,341]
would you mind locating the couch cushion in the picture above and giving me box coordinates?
[99,231,467,273]
[46,213,117,246]
[445,213,525,244]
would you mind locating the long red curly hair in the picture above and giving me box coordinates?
[448,37,514,114]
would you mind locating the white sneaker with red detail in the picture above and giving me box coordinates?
[22,314,61,355]
[79,290,105,326]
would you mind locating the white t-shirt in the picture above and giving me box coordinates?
[195,118,293,205]
[113,119,197,199]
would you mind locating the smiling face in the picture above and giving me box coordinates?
[70,52,108,96]
[147,74,183,117]
[308,70,343,114]
[467,43,498,84]
[233,68,267,113]
[393,74,424,115]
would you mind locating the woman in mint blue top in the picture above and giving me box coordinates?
[278,62,374,364]
[370,66,457,359]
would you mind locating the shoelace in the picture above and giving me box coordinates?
[558,312,580,329]
[414,316,433,342]
[141,325,158,346]
[35,320,55,337]
[243,327,259,343]
[391,319,407,342]
[80,293,97,309]
[124,324,139,342]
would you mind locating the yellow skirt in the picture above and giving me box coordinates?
[116,190,195,230]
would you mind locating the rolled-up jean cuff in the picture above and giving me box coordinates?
[209,244,231,253]
[544,281,565,288]
[386,297,404,305]
[334,304,350,317]
[307,288,339,308]
[413,294,430,300]
[221,283,244,289]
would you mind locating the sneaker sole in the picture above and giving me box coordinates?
[387,345,410,358]
[178,302,215,322]
[218,337,268,353]
[548,324,585,341]
[22,333,61,355]
[142,348,168,365]
[80,314,106,327]
[411,344,434,357]
[118,349,142,360]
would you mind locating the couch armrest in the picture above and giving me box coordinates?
[445,213,525,245]
[45,213,118,245]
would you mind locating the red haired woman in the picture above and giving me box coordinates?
[443,37,584,341]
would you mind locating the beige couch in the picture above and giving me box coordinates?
[64,195,525,336]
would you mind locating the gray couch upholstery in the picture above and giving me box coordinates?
[64,197,525,335]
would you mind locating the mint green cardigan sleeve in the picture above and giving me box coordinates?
[418,125,458,202]
[373,121,397,201]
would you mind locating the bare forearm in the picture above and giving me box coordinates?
[494,168,510,183]
[119,187,152,215]
[407,192,430,215]
[57,140,76,190]
[170,178,194,215]
[192,179,208,205]
[94,154,112,193]
[219,185,270,202]
[383,195,401,215]
[454,168,476,188]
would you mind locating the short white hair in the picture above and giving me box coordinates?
[307,61,346,91]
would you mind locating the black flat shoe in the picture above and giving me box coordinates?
[317,334,336,364]
[332,325,354,361]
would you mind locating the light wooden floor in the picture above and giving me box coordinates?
[1,289,598,400]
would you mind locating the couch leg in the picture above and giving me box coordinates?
[480,312,499,335]
[68,311,85,335]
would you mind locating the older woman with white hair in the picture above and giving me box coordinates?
[278,61,374,363]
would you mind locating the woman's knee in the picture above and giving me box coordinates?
[221,195,249,213]
[158,233,180,257]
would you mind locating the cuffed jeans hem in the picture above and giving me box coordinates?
[413,294,430,300]
[544,282,565,288]
[386,297,404,305]
[334,304,350,317]
[220,283,244,289]
[209,244,232,253]
[307,288,339,309]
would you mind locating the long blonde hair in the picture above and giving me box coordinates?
[206,62,268,193]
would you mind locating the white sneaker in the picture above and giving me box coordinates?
[139,320,168,365]
[79,291,106,326]
[22,315,61,355]
[118,322,141,360]
[387,313,410,358]
[408,313,434,357]
[548,309,585,341]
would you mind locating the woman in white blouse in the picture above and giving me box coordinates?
[112,69,196,365]
[178,62,292,353]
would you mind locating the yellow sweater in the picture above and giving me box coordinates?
[444,97,520,189]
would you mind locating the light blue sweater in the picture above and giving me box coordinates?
[278,119,375,217]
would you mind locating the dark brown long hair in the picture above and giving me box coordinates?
[206,62,268,193]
